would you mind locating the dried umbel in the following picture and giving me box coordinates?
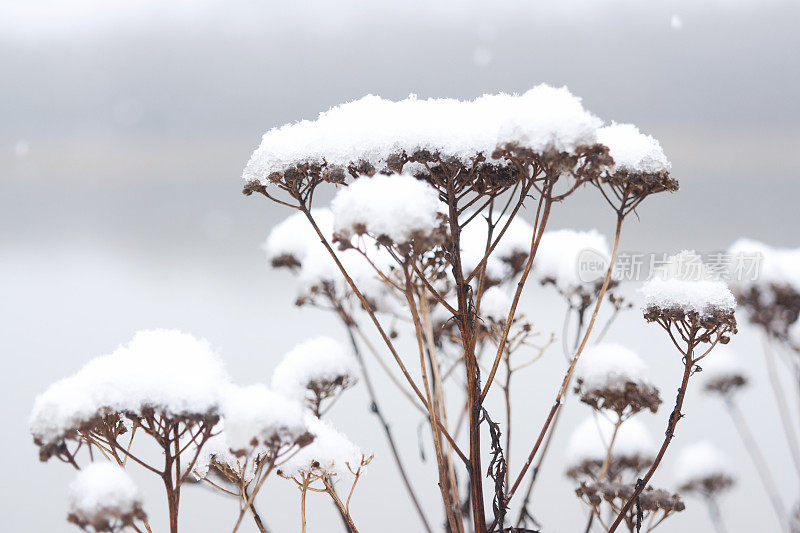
[576,380,661,416]
[574,344,662,417]
[675,442,736,499]
[593,123,678,215]
[566,454,654,483]
[67,463,148,533]
[699,347,748,397]
[270,337,359,417]
[679,473,735,498]
[727,239,800,339]
[565,417,656,483]
[733,283,800,339]
[576,481,685,514]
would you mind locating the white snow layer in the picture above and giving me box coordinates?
[331,173,443,244]
[566,416,656,466]
[480,286,513,322]
[243,85,603,183]
[221,384,308,455]
[30,329,230,446]
[266,208,398,310]
[728,239,800,293]
[68,463,143,526]
[576,343,651,391]
[535,229,610,293]
[674,441,733,488]
[640,251,736,316]
[271,337,358,401]
[280,415,364,481]
[699,346,746,385]
[596,123,671,174]
[264,209,333,266]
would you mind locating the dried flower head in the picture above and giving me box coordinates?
[67,463,147,533]
[242,86,617,208]
[270,337,359,416]
[699,347,748,396]
[331,173,448,254]
[575,344,661,416]
[595,123,678,213]
[641,251,737,342]
[674,442,735,498]
[565,417,656,481]
[30,330,228,463]
[576,481,685,514]
[728,239,800,339]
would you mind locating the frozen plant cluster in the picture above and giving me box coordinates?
[244,85,607,182]
[640,251,737,318]
[67,463,145,532]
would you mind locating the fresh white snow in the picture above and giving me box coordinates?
[243,85,603,184]
[674,441,733,488]
[576,343,651,392]
[640,251,736,317]
[596,123,671,174]
[30,329,231,447]
[270,337,358,402]
[565,416,656,467]
[331,173,443,245]
[68,463,143,527]
[279,415,365,482]
[535,229,610,293]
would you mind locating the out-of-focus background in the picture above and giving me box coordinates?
[2,1,799,531]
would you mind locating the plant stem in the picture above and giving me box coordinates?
[725,397,787,531]
[501,213,623,522]
[704,496,729,533]
[338,307,434,533]
[763,336,800,479]
[607,342,696,533]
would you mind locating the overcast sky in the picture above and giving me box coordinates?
[2,1,799,532]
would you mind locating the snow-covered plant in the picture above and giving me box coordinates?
[278,416,373,533]
[29,330,365,533]
[67,463,147,533]
[244,85,691,533]
[271,337,359,416]
[575,343,661,416]
[39,83,751,533]
[598,252,738,532]
[728,239,800,339]
[674,442,735,533]
[565,416,656,482]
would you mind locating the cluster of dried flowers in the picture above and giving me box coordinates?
[40,84,800,533]
[30,329,370,533]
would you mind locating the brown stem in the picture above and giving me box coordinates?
[607,341,696,532]
[300,206,431,412]
[763,336,800,479]
[446,176,487,533]
[324,479,359,533]
[502,213,623,520]
[725,397,787,531]
[336,305,434,533]
[404,268,462,533]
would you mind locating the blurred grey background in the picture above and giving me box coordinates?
[2,1,799,531]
